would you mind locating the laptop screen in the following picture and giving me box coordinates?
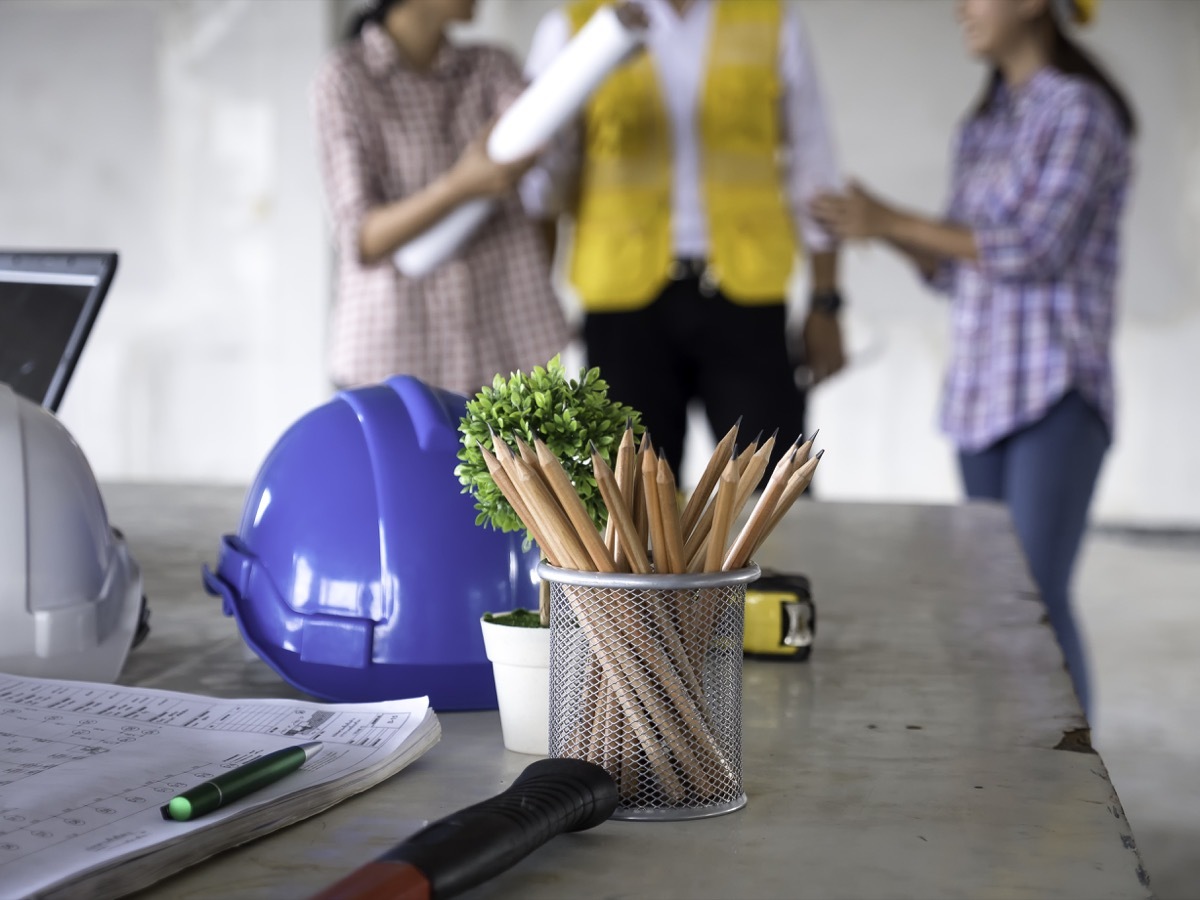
[0,252,117,412]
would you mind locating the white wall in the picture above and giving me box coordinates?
[2,0,1197,526]
[0,0,333,485]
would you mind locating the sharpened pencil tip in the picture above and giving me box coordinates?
[810,428,820,444]
[815,448,825,459]
[625,416,633,431]
[768,427,780,441]
[590,440,600,456]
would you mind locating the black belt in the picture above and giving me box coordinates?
[668,258,719,296]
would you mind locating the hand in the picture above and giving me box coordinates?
[450,119,541,202]
[800,309,846,386]
[615,2,650,29]
[810,181,895,242]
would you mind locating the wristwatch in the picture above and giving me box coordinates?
[810,289,843,316]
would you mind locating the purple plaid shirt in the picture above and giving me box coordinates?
[931,67,1131,452]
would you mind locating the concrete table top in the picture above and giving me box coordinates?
[103,484,1151,900]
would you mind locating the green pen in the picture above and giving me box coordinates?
[161,741,323,822]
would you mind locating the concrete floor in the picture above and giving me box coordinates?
[1077,529,1200,900]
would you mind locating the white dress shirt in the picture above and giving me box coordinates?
[521,0,841,256]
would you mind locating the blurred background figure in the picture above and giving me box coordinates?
[312,0,569,394]
[813,0,1134,716]
[523,0,846,477]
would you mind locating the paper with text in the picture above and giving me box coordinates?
[0,674,437,898]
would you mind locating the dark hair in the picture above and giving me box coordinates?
[346,0,406,41]
[974,18,1136,136]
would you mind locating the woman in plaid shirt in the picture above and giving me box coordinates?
[313,0,569,395]
[813,0,1133,717]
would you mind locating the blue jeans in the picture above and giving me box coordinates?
[958,391,1109,718]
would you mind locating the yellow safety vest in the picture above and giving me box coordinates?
[566,0,798,311]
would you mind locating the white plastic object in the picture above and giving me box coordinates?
[480,616,550,756]
[0,383,144,682]
[393,5,643,278]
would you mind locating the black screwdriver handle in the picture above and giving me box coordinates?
[355,758,617,899]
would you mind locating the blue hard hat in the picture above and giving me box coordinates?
[203,376,538,710]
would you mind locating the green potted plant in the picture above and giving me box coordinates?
[456,356,640,754]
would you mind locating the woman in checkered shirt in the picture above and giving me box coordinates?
[813,0,1133,717]
[312,0,570,395]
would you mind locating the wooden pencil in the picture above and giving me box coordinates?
[760,450,824,543]
[592,444,651,574]
[641,446,670,574]
[796,428,818,467]
[534,440,617,573]
[723,443,799,571]
[632,431,654,550]
[506,453,590,571]
[680,418,739,541]
[512,432,540,472]
[703,459,740,573]
[478,444,559,566]
[656,458,687,574]
[681,433,763,564]
[607,424,638,563]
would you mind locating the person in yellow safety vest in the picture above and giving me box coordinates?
[521,0,846,478]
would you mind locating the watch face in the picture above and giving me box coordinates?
[812,291,842,314]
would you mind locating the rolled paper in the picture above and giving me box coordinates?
[393,5,643,278]
[393,201,491,278]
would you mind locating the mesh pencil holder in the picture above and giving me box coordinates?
[538,562,761,821]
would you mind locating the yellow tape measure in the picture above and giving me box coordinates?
[744,572,815,660]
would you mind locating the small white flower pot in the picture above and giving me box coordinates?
[480,615,550,756]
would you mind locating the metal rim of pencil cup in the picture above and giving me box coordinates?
[539,561,759,821]
[536,562,761,590]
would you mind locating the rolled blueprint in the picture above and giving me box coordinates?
[393,4,643,278]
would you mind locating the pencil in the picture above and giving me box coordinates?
[535,440,617,573]
[512,432,540,472]
[641,446,670,573]
[606,423,637,561]
[759,450,824,544]
[703,459,740,573]
[797,428,818,467]
[656,458,687,575]
[592,443,651,574]
[478,443,558,566]
[632,431,654,550]
[724,443,799,571]
[680,418,739,540]
[715,433,777,560]
[681,432,762,565]
[505,452,590,571]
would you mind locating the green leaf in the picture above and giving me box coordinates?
[456,357,644,534]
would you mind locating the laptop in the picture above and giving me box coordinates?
[0,250,117,412]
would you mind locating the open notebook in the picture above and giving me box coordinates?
[0,674,440,899]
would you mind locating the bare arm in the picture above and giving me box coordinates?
[356,172,472,265]
[811,182,978,279]
[313,57,537,268]
[356,127,539,266]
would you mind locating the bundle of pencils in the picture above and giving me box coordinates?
[477,420,823,577]
[475,422,823,804]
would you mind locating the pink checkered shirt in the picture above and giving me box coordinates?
[312,24,569,395]
[930,68,1130,452]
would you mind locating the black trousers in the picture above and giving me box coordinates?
[583,275,807,481]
